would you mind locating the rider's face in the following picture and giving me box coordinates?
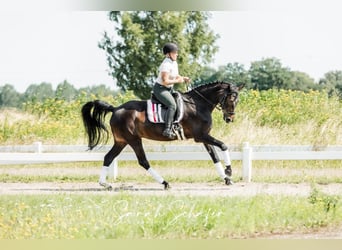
[169,51,178,61]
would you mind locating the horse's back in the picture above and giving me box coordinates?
[118,100,147,112]
[110,100,147,125]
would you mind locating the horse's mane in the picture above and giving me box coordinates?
[184,81,232,97]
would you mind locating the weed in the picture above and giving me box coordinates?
[308,186,339,213]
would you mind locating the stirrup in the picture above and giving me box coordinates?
[162,128,176,139]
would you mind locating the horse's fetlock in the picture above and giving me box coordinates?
[224,177,233,185]
[225,165,232,177]
[162,181,170,190]
[99,182,113,190]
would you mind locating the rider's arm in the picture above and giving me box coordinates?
[161,71,184,86]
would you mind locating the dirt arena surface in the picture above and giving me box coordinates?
[1,181,342,197]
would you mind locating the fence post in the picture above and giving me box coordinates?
[242,142,252,182]
[34,141,42,153]
[108,158,118,180]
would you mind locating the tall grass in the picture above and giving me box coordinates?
[213,89,342,145]
[0,89,341,145]
[0,191,341,239]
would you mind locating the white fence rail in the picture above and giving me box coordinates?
[0,142,341,182]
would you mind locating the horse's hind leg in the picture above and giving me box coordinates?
[99,142,127,189]
[129,139,170,190]
[203,143,233,185]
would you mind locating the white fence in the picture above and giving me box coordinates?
[0,142,341,182]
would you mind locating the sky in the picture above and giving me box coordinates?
[1,2,342,93]
[208,10,342,78]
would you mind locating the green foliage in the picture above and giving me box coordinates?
[55,80,77,101]
[237,89,341,126]
[196,58,320,93]
[319,70,342,98]
[23,82,54,103]
[0,80,118,109]
[99,11,219,98]
[1,57,340,110]
[1,88,341,145]
[79,84,119,97]
[1,194,341,239]
[194,63,251,87]
[0,91,124,144]
[249,57,292,90]
[290,71,318,92]
[0,84,22,108]
[309,187,339,213]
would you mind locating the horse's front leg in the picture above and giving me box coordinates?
[200,135,233,175]
[203,143,233,185]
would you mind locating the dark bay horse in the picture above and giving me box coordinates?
[81,81,244,189]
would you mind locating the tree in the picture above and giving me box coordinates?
[192,66,218,86]
[55,80,77,101]
[249,57,292,90]
[222,63,251,88]
[290,71,319,92]
[99,11,219,99]
[319,70,342,97]
[79,84,118,98]
[23,82,54,103]
[0,84,21,108]
[193,63,251,88]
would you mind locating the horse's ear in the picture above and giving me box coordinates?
[238,84,245,91]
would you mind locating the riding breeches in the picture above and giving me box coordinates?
[152,83,177,111]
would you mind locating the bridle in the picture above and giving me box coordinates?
[219,90,238,116]
[191,86,238,115]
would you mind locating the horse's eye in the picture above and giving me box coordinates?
[230,93,237,101]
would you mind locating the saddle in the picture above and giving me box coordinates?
[147,91,185,140]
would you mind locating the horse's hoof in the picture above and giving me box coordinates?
[99,182,113,190]
[162,181,170,190]
[225,165,232,177]
[224,177,233,185]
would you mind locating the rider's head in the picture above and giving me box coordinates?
[163,43,178,61]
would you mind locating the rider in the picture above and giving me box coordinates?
[153,42,190,139]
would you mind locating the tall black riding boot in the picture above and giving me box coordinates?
[162,108,176,139]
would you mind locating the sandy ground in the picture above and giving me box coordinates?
[1,161,342,239]
[1,181,342,197]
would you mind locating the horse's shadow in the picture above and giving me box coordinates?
[12,185,164,193]
[11,185,230,193]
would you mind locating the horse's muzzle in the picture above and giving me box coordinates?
[224,114,235,123]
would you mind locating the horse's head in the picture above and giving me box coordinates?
[220,83,245,123]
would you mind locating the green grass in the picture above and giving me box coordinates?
[1,160,341,184]
[1,90,341,240]
[0,190,341,239]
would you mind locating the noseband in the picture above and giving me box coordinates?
[219,91,238,115]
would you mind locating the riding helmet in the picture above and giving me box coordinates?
[163,43,178,54]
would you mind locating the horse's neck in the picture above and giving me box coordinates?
[194,86,221,104]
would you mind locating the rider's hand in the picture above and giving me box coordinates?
[175,76,184,83]
[183,77,191,83]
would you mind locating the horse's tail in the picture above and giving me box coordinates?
[81,100,115,150]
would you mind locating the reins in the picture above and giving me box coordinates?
[186,83,229,111]
[194,87,222,111]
